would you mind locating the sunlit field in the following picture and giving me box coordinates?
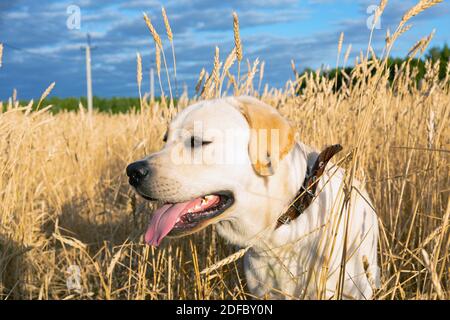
[0,1,448,300]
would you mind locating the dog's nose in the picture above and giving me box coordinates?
[126,161,149,186]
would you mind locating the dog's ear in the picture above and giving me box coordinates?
[235,97,295,176]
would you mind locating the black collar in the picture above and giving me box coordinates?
[275,144,343,229]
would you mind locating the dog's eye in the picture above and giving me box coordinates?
[189,136,212,148]
[162,131,168,142]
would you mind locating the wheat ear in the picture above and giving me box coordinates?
[143,12,173,102]
[213,46,221,96]
[220,47,236,93]
[195,68,206,95]
[37,82,56,110]
[162,6,178,97]
[155,44,164,97]
[233,12,243,84]
[386,1,442,59]
[200,246,251,275]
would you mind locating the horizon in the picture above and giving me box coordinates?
[13,42,450,102]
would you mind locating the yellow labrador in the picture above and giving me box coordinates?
[126,96,379,299]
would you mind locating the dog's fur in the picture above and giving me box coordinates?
[131,96,379,299]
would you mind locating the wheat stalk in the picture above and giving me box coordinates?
[374,0,388,27]
[337,32,344,61]
[155,44,164,96]
[421,249,446,299]
[291,59,298,78]
[226,70,238,93]
[37,82,55,110]
[258,60,265,93]
[213,46,221,96]
[379,0,388,12]
[427,109,435,148]
[201,71,213,98]
[233,12,243,62]
[136,52,143,108]
[343,44,352,68]
[385,0,442,59]
[155,44,161,75]
[52,232,87,251]
[233,12,243,83]
[385,28,391,44]
[398,24,413,37]
[222,47,236,76]
[408,38,426,58]
[400,0,442,30]
[335,32,344,90]
[143,12,162,49]
[200,246,251,275]
[366,0,387,61]
[245,58,259,94]
[161,7,173,42]
[219,48,236,95]
[422,29,436,54]
[162,6,178,97]
[195,68,206,95]
[143,12,173,101]
[404,30,435,74]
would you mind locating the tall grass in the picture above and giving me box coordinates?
[0,1,449,299]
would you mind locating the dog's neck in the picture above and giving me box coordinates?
[276,144,343,229]
[216,141,314,247]
[286,141,317,192]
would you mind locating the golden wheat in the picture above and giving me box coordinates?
[232,12,243,62]
[36,81,55,110]
[195,68,206,94]
[161,7,173,42]
[143,12,162,49]
[0,4,449,301]
[136,52,143,105]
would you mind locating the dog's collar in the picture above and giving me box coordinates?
[275,144,343,229]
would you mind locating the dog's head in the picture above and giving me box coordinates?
[126,96,296,246]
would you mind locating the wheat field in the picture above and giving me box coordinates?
[0,1,449,300]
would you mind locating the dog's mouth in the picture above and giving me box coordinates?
[144,191,234,246]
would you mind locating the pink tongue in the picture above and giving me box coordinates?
[145,198,202,246]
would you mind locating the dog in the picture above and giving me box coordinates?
[126,96,380,299]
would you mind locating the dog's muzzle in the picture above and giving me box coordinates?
[126,160,150,187]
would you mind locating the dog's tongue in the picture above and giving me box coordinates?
[145,198,202,246]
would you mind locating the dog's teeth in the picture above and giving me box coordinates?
[203,195,214,204]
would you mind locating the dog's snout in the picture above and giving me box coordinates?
[126,161,150,186]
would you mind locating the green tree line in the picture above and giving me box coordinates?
[299,44,449,91]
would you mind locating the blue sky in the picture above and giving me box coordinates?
[0,0,449,100]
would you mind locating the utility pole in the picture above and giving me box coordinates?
[83,33,94,115]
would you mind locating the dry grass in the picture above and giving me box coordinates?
[0,4,449,300]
